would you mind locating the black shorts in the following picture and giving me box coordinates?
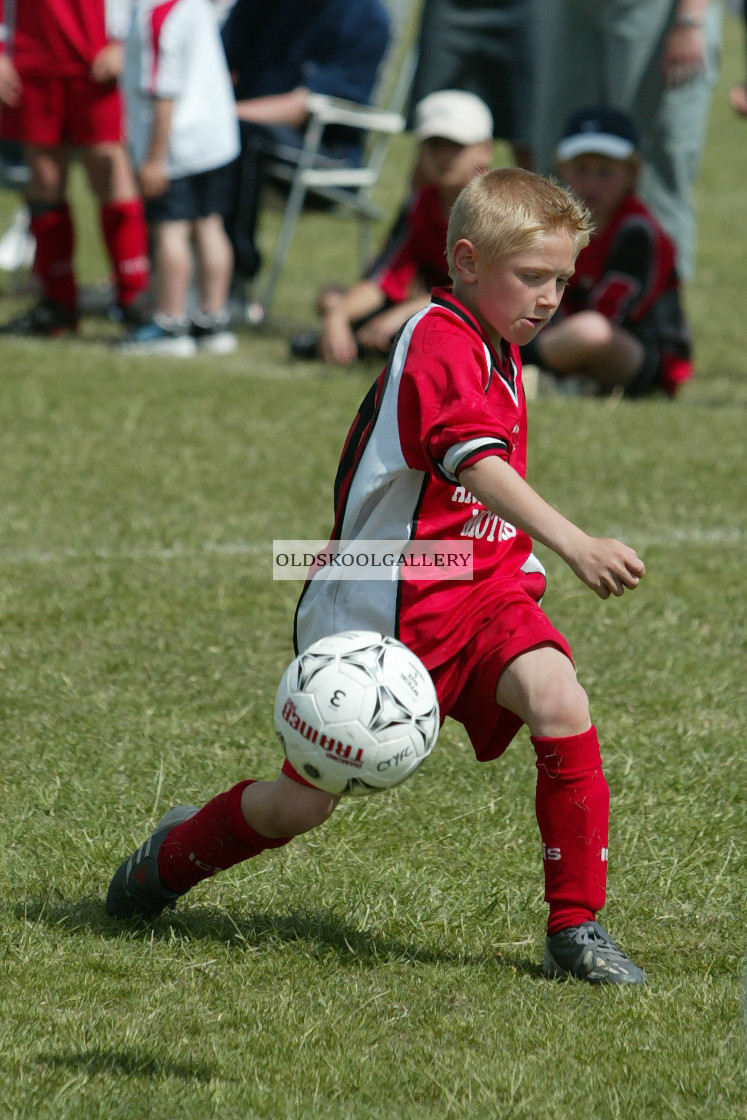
[144,160,237,224]
[625,339,661,398]
[624,318,664,398]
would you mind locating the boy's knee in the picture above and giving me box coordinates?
[573,310,614,349]
[530,679,591,739]
[241,775,339,839]
[283,784,339,835]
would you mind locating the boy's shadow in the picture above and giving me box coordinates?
[17,895,543,978]
[35,1046,215,1083]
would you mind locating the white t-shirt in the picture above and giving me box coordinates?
[124,0,240,178]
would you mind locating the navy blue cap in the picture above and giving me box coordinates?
[556,107,639,162]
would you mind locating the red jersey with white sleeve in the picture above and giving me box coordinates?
[0,0,126,76]
[365,184,451,304]
[295,288,535,671]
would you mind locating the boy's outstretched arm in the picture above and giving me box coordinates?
[459,456,644,599]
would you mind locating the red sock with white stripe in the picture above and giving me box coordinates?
[157,780,291,893]
[30,203,76,310]
[531,726,609,937]
[99,199,150,308]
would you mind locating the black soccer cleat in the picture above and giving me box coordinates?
[106,805,198,920]
[544,921,647,984]
[289,330,321,360]
[0,298,78,337]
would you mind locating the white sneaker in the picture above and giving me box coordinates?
[190,310,238,354]
[0,207,35,271]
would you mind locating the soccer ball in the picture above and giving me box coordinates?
[274,630,440,796]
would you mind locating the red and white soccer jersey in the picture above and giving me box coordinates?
[365,184,451,304]
[0,0,125,75]
[292,288,573,767]
[296,288,540,667]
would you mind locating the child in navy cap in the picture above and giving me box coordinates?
[524,107,692,397]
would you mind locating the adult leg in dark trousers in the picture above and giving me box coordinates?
[225,120,350,291]
[225,121,267,284]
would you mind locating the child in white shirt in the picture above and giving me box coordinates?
[120,0,240,355]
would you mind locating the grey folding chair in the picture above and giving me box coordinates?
[257,0,420,318]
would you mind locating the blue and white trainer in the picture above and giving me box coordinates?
[544,921,647,984]
[106,805,198,920]
[116,313,197,356]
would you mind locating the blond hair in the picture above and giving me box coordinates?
[446,167,593,277]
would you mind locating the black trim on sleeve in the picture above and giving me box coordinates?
[437,437,511,483]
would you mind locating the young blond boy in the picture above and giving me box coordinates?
[107,168,647,985]
[524,107,692,396]
[291,90,494,365]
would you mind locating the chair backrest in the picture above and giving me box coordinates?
[257,0,423,317]
[358,0,421,192]
[373,0,421,116]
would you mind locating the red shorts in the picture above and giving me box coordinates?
[281,587,573,787]
[0,74,124,146]
[432,591,572,761]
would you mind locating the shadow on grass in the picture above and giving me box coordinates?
[35,1046,214,1082]
[16,895,543,978]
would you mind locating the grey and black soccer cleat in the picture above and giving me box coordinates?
[106,805,198,920]
[544,921,647,985]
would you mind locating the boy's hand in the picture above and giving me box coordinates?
[320,312,358,365]
[662,24,705,88]
[0,55,22,107]
[91,42,124,84]
[566,534,645,599]
[137,158,168,199]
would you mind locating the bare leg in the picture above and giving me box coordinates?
[536,311,645,390]
[192,213,234,314]
[240,772,339,839]
[25,144,68,204]
[80,141,140,204]
[495,644,591,738]
[150,220,192,319]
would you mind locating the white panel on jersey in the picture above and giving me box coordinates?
[297,306,432,651]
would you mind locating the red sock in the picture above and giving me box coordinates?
[30,204,76,311]
[99,199,150,307]
[531,726,609,937]
[157,780,291,893]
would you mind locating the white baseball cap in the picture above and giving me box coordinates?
[414,90,494,146]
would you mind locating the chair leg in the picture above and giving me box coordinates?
[259,177,308,318]
[258,113,327,318]
[358,214,375,272]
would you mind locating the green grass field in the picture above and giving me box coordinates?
[0,22,746,1120]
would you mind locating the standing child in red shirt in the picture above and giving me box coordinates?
[523,107,693,397]
[107,167,647,986]
[0,0,150,334]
